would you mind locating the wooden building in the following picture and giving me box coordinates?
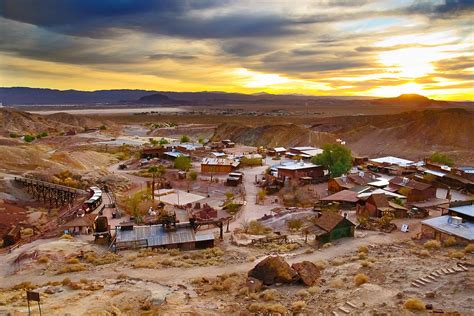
[201,158,240,174]
[356,193,408,218]
[328,171,379,193]
[276,161,325,181]
[312,212,355,246]
[62,213,97,235]
[388,177,436,203]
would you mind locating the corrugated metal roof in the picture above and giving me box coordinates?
[422,216,474,241]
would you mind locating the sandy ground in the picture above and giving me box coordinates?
[29,106,187,115]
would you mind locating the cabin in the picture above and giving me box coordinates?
[312,212,355,246]
[201,158,240,174]
[276,160,325,181]
[287,146,323,160]
[62,214,97,235]
[442,200,474,222]
[141,147,166,159]
[226,172,244,186]
[328,171,379,193]
[356,193,408,218]
[320,190,360,208]
[368,156,418,175]
[267,147,287,157]
[388,177,436,203]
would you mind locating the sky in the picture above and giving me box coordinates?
[0,0,472,100]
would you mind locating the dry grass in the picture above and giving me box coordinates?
[354,273,369,286]
[261,289,279,301]
[296,289,310,298]
[322,242,332,248]
[404,298,426,311]
[419,249,431,257]
[314,259,328,270]
[12,282,35,290]
[37,256,49,264]
[443,237,457,247]
[447,250,464,259]
[67,257,80,264]
[292,300,306,311]
[248,303,287,314]
[424,240,441,250]
[358,245,369,254]
[60,234,73,240]
[360,260,371,267]
[358,252,367,260]
[464,243,474,253]
[57,263,86,274]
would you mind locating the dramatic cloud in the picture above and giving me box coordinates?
[0,0,472,100]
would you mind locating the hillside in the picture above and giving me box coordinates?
[371,94,448,107]
[211,108,474,164]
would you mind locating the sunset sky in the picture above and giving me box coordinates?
[0,0,472,100]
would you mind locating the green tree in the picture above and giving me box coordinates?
[187,170,198,192]
[180,135,190,143]
[198,137,205,144]
[159,138,169,145]
[312,143,352,177]
[23,135,36,142]
[429,152,454,167]
[174,156,192,171]
[124,191,147,222]
[149,138,159,146]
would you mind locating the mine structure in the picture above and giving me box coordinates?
[14,177,87,206]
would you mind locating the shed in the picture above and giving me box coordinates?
[312,212,355,245]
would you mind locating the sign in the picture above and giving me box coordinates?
[26,291,40,302]
[401,224,409,233]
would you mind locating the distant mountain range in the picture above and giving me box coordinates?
[0,87,471,107]
[0,87,372,106]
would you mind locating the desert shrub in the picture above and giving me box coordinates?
[329,278,344,289]
[287,219,304,231]
[67,258,80,264]
[261,289,279,301]
[292,300,306,311]
[62,278,71,286]
[60,234,73,240]
[424,240,441,250]
[93,252,119,265]
[358,252,367,260]
[12,282,35,290]
[307,286,319,294]
[322,242,332,248]
[448,250,464,259]
[358,245,369,254]
[331,258,345,266]
[37,256,49,264]
[296,289,310,298]
[314,259,328,270]
[419,250,430,257]
[360,260,371,267]
[464,243,474,253]
[57,263,86,274]
[354,273,369,286]
[404,298,426,311]
[9,132,18,138]
[443,236,457,247]
[248,303,287,314]
[23,135,36,142]
[247,220,272,235]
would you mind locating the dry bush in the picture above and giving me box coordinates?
[419,250,430,257]
[248,303,287,314]
[92,252,119,266]
[57,263,86,274]
[247,221,272,235]
[67,257,80,264]
[360,260,371,267]
[329,278,344,289]
[404,298,426,311]
[358,245,369,254]
[354,273,369,286]
[261,289,279,301]
[307,286,319,294]
[314,259,328,270]
[358,252,367,260]
[60,234,73,240]
[62,278,71,286]
[37,256,49,264]
[248,256,256,262]
[424,240,441,250]
[443,237,457,247]
[296,289,310,298]
[322,242,332,248]
[331,258,346,266]
[292,300,306,311]
[464,243,474,253]
[447,250,464,259]
[12,282,35,290]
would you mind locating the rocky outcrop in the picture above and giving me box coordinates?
[292,261,320,286]
[248,256,299,285]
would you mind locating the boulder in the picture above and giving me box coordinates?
[248,256,299,285]
[291,261,320,286]
[246,277,263,292]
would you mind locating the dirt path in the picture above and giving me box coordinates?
[0,230,412,288]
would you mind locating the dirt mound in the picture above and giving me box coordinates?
[46,112,99,129]
[211,123,335,148]
[0,109,76,136]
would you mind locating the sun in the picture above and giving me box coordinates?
[233,68,291,88]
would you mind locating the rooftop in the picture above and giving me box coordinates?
[320,190,359,203]
[276,161,320,170]
[201,157,240,167]
[448,204,474,218]
[422,216,474,241]
[116,223,214,247]
[369,156,414,167]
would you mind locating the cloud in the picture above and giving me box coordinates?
[408,0,474,18]
[148,53,197,60]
